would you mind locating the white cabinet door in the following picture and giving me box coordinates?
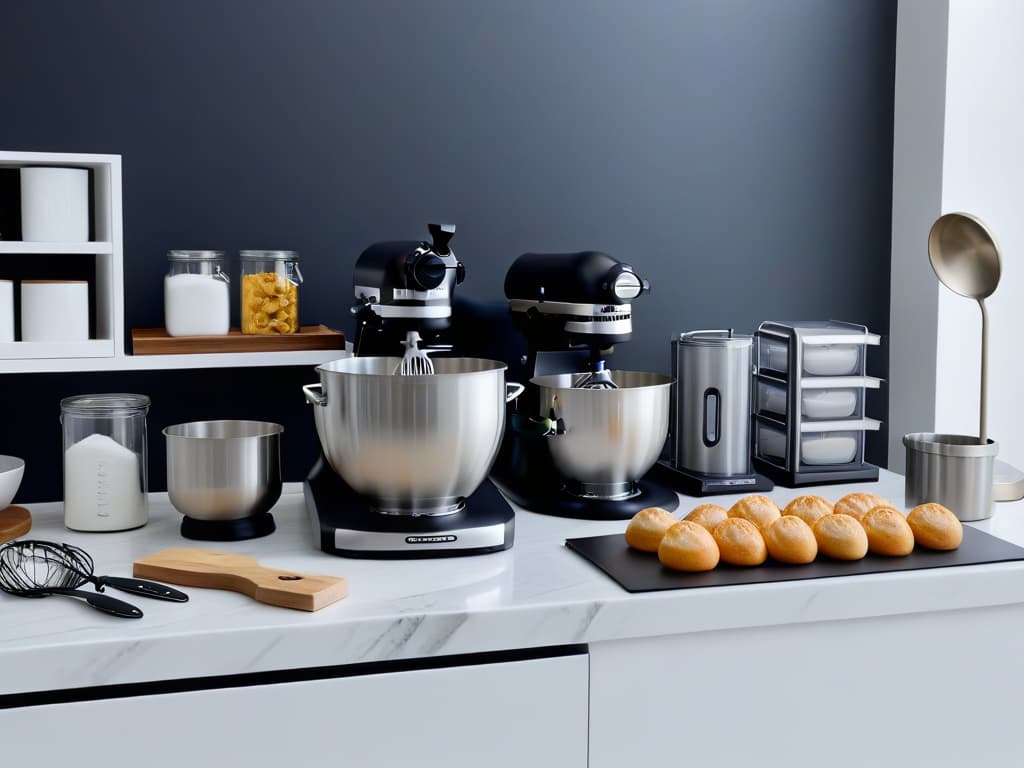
[1,653,588,767]
[589,604,1024,768]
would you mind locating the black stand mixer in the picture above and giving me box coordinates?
[304,224,515,558]
[486,251,680,520]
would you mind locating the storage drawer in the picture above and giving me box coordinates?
[756,422,864,466]
[799,430,861,465]
[758,338,863,377]
[757,380,861,420]
[801,343,862,376]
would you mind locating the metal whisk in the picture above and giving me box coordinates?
[0,540,143,618]
[394,331,435,376]
[23,541,186,601]
[572,359,618,389]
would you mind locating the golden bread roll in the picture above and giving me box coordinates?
[625,507,678,552]
[907,503,963,551]
[728,495,781,534]
[713,517,767,566]
[813,514,868,560]
[783,495,834,528]
[658,521,720,572]
[765,515,818,564]
[833,492,892,522]
[684,503,729,533]
[861,506,915,556]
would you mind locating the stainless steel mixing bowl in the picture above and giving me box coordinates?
[164,420,283,521]
[532,371,673,496]
[304,357,522,515]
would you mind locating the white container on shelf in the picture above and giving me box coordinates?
[20,167,90,242]
[800,431,860,465]
[757,380,861,420]
[20,280,89,341]
[0,280,13,342]
[757,338,862,376]
[802,344,861,376]
[801,388,859,419]
[757,422,863,466]
[164,251,230,337]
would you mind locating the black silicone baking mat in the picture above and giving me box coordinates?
[565,525,1024,593]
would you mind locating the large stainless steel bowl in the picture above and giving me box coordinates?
[164,420,283,521]
[304,357,521,515]
[532,371,672,495]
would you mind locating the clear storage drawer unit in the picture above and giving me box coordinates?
[753,320,883,486]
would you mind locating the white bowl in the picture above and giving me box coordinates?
[0,456,25,509]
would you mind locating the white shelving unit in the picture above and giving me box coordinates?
[0,150,123,368]
[0,150,344,374]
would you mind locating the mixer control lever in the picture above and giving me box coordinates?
[428,223,456,255]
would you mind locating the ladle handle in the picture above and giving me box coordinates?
[979,297,989,443]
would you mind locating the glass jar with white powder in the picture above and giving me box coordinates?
[61,394,150,532]
[164,250,230,336]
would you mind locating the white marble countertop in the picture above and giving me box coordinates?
[3,470,1024,697]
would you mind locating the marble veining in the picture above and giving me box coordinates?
[4,470,1024,697]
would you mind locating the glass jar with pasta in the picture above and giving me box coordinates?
[239,250,303,335]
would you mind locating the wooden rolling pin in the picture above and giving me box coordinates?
[133,548,348,612]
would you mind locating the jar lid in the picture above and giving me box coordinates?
[168,250,223,262]
[677,329,752,348]
[61,393,151,416]
[240,250,298,261]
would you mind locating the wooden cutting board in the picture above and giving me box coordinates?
[133,548,348,611]
[0,506,31,544]
[131,325,345,355]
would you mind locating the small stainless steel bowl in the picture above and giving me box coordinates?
[164,420,283,521]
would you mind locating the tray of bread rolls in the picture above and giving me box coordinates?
[565,493,1024,593]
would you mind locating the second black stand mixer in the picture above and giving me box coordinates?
[486,251,680,519]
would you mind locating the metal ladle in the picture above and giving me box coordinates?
[927,212,1024,500]
[927,212,1000,442]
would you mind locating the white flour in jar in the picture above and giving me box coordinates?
[164,273,229,336]
[64,433,148,531]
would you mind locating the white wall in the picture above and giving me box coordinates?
[890,0,1024,472]
[888,0,948,471]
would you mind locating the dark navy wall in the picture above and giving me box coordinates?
[0,0,896,501]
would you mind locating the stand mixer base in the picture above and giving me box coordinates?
[493,477,679,520]
[305,457,514,559]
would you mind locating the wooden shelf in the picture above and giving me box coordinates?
[0,241,113,255]
[131,325,345,355]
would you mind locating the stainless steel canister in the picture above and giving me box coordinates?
[672,330,753,476]
[903,433,998,521]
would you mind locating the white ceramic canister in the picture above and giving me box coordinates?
[61,394,150,532]
[0,280,13,342]
[20,280,89,341]
[20,167,90,242]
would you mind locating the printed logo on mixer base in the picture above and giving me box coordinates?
[406,535,458,544]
